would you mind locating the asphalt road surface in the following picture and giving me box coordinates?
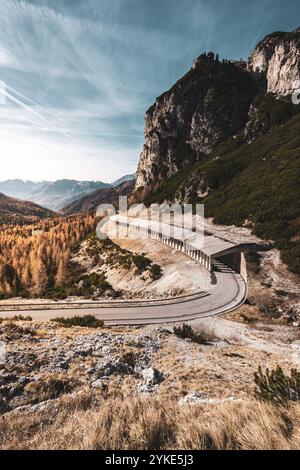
[0,261,246,325]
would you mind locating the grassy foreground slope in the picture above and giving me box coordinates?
[2,395,300,450]
[144,107,300,274]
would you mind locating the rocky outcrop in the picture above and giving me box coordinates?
[179,392,242,406]
[0,324,164,413]
[243,103,270,143]
[135,53,261,193]
[249,29,300,96]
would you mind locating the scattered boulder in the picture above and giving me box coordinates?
[13,399,53,415]
[100,360,134,377]
[179,392,242,406]
[136,367,165,395]
[141,367,164,387]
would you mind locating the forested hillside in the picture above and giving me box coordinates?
[0,214,96,299]
[0,193,56,225]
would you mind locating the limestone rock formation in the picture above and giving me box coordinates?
[135,28,300,196]
[243,103,270,143]
[135,53,261,193]
[249,28,300,96]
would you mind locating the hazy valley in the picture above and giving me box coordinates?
[0,175,136,211]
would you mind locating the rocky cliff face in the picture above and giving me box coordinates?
[249,29,300,96]
[135,28,300,195]
[135,54,261,192]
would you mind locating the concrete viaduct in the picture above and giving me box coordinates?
[110,215,262,277]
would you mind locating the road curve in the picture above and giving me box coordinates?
[0,262,246,325]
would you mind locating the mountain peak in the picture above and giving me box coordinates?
[192,52,218,69]
[249,27,300,95]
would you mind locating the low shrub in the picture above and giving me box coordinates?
[43,287,68,300]
[149,264,163,280]
[132,255,151,274]
[117,254,133,270]
[254,365,300,406]
[119,350,138,368]
[79,273,112,293]
[51,315,104,329]
[173,323,216,345]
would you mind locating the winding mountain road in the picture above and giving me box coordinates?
[0,260,246,325]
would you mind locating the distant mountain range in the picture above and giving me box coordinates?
[0,192,56,225]
[25,180,111,211]
[0,180,45,199]
[61,180,135,216]
[0,175,136,211]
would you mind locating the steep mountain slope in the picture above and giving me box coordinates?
[26,179,111,211]
[144,108,300,274]
[135,53,262,195]
[61,180,135,216]
[0,193,57,225]
[133,28,300,274]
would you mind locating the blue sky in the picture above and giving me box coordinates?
[0,0,299,182]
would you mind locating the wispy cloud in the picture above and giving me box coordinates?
[0,0,299,181]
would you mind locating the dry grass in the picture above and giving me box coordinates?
[0,315,32,323]
[0,320,36,340]
[1,395,300,450]
[24,374,76,404]
[224,304,285,325]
